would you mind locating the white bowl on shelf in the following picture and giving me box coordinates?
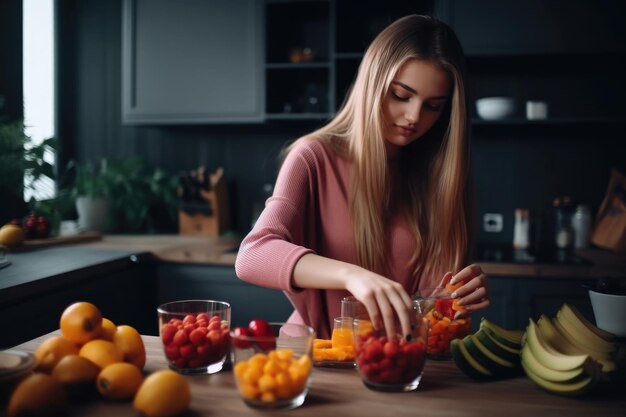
[476,97,516,120]
[588,290,626,338]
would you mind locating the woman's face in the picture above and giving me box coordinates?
[381,58,451,156]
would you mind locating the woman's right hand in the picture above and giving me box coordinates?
[344,267,415,340]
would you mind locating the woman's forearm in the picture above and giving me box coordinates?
[292,253,359,290]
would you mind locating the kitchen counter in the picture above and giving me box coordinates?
[81,234,626,279]
[8,332,626,417]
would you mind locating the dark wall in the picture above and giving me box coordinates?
[0,0,22,121]
[56,0,626,244]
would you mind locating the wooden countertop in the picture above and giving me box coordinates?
[81,234,626,279]
[8,333,625,417]
[82,234,240,266]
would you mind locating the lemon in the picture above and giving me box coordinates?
[133,369,191,417]
[0,224,25,247]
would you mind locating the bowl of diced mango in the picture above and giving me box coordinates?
[230,321,314,410]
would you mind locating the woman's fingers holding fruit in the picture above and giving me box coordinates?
[449,265,490,317]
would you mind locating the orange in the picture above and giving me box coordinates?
[34,335,79,373]
[51,354,100,398]
[97,362,144,400]
[7,373,67,417]
[99,318,117,341]
[79,339,123,369]
[133,369,191,417]
[51,354,100,385]
[60,301,103,345]
[0,224,25,247]
[113,325,146,369]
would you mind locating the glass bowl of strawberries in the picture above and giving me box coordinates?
[353,315,428,392]
[413,287,472,359]
[157,300,231,374]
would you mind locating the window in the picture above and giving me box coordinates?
[23,0,55,201]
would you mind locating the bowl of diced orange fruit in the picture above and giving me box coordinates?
[230,321,314,410]
[413,285,471,359]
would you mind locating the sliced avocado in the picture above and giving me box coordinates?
[464,335,522,377]
[475,329,521,364]
[522,359,596,396]
[479,318,524,349]
[481,325,522,353]
[450,338,492,380]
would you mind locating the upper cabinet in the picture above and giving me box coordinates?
[264,0,429,121]
[434,0,626,56]
[122,0,264,124]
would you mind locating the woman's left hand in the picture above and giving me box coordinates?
[444,264,490,319]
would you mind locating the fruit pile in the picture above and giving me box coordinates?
[451,318,523,380]
[6,301,190,417]
[451,303,622,397]
[0,214,52,248]
[232,319,276,350]
[354,322,427,386]
[521,303,618,396]
[160,312,231,369]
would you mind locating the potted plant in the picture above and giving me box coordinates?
[70,159,115,232]
[68,157,178,234]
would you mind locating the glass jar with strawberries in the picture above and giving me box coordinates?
[413,287,472,359]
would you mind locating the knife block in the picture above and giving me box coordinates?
[178,168,230,236]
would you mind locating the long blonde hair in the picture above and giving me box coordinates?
[287,15,472,287]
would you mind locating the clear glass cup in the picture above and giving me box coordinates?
[231,322,315,410]
[354,315,428,392]
[341,295,373,322]
[313,316,356,368]
[413,288,472,359]
[157,299,231,374]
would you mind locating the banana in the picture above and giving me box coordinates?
[556,308,615,354]
[558,303,615,343]
[521,343,585,382]
[524,319,590,372]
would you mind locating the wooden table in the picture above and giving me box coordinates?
[7,334,625,417]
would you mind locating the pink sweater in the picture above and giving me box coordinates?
[235,138,426,339]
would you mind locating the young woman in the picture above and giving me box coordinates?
[235,15,490,339]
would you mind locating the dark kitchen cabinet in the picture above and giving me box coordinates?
[121,0,264,124]
[156,264,294,327]
[434,0,626,56]
[433,0,626,126]
[1,257,157,348]
[477,277,595,331]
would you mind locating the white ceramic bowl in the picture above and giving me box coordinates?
[476,97,516,120]
[588,290,626,338]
